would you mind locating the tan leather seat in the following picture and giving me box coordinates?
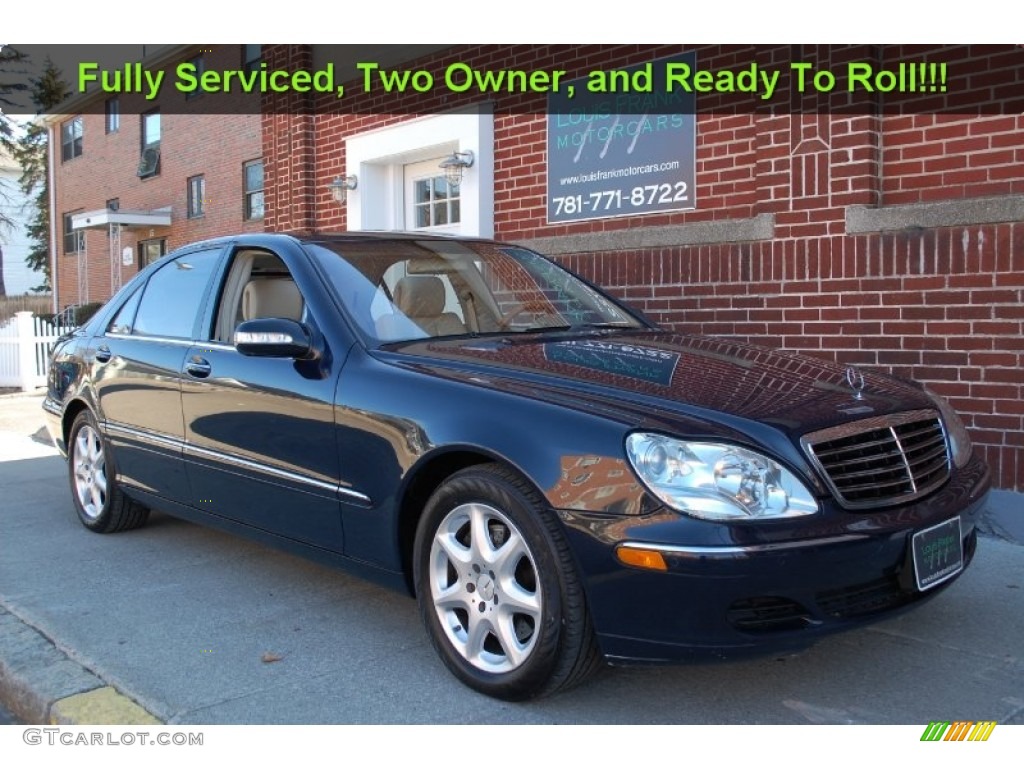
[241,279,303,322]
[393,276,466,336]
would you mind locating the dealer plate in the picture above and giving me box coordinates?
[911,517,963,592]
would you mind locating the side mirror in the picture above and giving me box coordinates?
[234,318,315,359]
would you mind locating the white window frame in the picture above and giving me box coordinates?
[405,159,462,232]
[344,108,494,237]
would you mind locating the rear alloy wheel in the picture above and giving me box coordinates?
[414,464,601,700]
[72,421,107,522]
[68,410,149,533]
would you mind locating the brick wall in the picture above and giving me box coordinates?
[557,225,1024,492]
[261,45,317,235]
[53,45,263,309]
[883,114,1024,203]
[261,44,1024,490]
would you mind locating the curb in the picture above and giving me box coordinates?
[0,605,162,726]
[50,688,162,725]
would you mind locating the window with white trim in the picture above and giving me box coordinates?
[405,160,461,231]
[344,110,493,237]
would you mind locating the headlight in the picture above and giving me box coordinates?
[924,387,973,468]
[625,434,819,521]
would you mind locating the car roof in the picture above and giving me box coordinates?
[299,231,503,246]
[170,230,509,257]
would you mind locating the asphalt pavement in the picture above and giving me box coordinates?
[0,701,18,725]
[1,391,1023,725]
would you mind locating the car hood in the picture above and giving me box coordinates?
[377,330,933,440]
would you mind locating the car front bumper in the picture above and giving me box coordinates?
[558,453,991,663]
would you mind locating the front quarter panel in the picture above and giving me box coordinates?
[332,346,649,571]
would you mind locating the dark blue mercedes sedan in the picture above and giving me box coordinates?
[43,232,991,699]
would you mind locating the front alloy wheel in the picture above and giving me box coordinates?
[428,502,542,674]
[414,464,601,700]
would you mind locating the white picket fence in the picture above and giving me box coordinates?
[0,311,76,391]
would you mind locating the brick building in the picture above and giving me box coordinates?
[255,44,1024,491]
[45,45,264,309]
[48,43,1024,491]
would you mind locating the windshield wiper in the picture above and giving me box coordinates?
[492,322,636,344]
[551,322,636,334]
[568,322,635,330]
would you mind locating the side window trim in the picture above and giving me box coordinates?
[206,247,257,344]
[194,246,233,343]
[203,246,306,344]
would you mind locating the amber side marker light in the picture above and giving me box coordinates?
[616,546,668,571]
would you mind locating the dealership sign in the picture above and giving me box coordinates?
[546,52,697,224]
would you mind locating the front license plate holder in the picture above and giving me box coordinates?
[911,517,963,592]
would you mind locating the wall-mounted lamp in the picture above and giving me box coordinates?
[327,175,358,202]
[439,150,474,188]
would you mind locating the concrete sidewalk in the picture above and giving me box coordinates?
[0,392,157,723]
[0,391,57,462]
[979,490,1024,546]
[1,391,1022,725]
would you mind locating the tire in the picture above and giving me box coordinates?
[413,463,602,700]
[67,410,150,534]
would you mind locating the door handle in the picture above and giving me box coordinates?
[184,357,212,379]
[95,345,112,363]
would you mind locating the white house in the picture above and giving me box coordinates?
[0,142,45,295]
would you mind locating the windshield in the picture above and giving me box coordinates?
[305,239,645,344]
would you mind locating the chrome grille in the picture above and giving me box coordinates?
[802,410,950,509]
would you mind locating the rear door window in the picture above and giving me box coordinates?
[132,249,222,339]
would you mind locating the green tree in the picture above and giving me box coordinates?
[11,57,70,292]
[0,45,29,165]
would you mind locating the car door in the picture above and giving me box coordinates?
[179,242,347,551]
[93,247,223,500]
